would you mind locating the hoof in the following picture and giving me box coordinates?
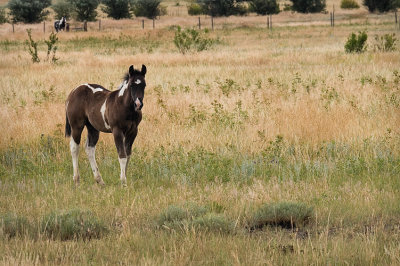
[96,178,105,186]
[121,179,127,187]
[73,175,80,185]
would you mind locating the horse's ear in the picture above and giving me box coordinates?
[141,65,147,76]
[129,65,134,77]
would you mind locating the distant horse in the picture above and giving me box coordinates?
[54,17,66,32]
[65,65,147,186]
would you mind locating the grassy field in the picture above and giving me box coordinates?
[1,7,400,265]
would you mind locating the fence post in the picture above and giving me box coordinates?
[211,16,214,30]
[153,18,155,29]
[12,23,14,33]
[198,17,201,29]
[43,21,45,33]
[66,23,70,32]
[142,19,144,29]
[99,19,101,31]
[83,20,87,31]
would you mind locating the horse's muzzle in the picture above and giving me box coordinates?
[135,97,143,111]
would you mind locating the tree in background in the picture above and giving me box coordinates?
[289,0,326,13]
[52,0,74,20]
[8,0,51,23]
[363,0,397,12]
[68,0,99,21]
[340,0,360,9]
[101,0,132,19]
[131,0,162,19]
[198,0,248,16]
[249,0,280,15]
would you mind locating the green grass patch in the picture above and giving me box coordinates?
[156,202,233,233]
[248,202,314,230]
[41,209,108,241]
[0,213,31,239]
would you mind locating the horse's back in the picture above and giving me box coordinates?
[66,84,113,132]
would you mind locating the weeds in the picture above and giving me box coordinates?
[374,33,397,52]
[25,29,40,63]
[44,32,58,63]
[0,213,31,238]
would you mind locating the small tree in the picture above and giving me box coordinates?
[0,7,8,24]
[249,0,280,15]
[131,0,162,19]
[345,31,368,53]
[101,0,132,19]
[52,0,74,20]
[363,0,396,12]
[68,0,99,21]
[8,0,51,23]
[290,0,326,13]
[188,3,204,15]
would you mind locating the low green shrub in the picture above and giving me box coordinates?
[173,26,217,54]
[0,213,31,238]
[340,0,360,9]
[345,31,368,53]
[41,209,108,240]
[374,33,397,52]
[248,202,314,230]
[191,214,233,233]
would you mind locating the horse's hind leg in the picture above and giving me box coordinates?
[85,122,105,185]
[70,126,83,184]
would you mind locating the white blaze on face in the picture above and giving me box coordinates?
[134,79,141,85]
[100,99,111,130]
[85,83,103,93]
[118,81,128,97]
[135,98,141,109]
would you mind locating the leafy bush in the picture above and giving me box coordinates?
[363,0,396,12]
[0,7,8,24]
[131,0,162,19]
[374,33,397,52]
[345,31,368,53]
[52,0,74,20]
[0,213,31,238]
[8,0,51,23]
[249,0,280,15]
[67,0,99,21]
[174,26,217,54]
[340,0,360,9]
[290,0,326,13]
[248,202,314,230]
[41,209,108,240]
[188,3,204,15]
[101,0,132,19]
[45,32,59,63]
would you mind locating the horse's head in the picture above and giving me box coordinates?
[127,64,147,111]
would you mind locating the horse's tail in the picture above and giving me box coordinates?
[65,114,71,138]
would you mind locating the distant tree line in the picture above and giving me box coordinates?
[3,0,400,24]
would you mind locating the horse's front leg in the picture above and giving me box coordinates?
[113,129,129,186]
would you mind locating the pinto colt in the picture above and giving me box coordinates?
[65,65,147,186]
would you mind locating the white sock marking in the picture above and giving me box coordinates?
[100,99,111,130]
[70,138,80,180]
[119,157,128,183]
[85,140,100,178]
[85,83,103,93]
[118,81,128,97]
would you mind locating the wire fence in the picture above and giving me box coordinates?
[4,11,400,34]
